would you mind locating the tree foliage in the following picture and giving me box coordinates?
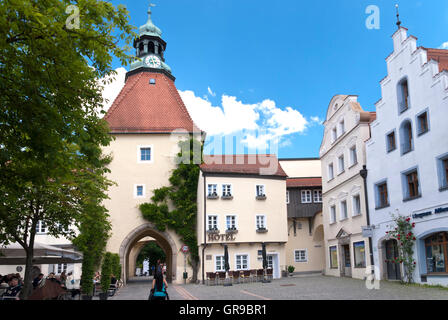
[140,138,202,281]
[0,0,136,299]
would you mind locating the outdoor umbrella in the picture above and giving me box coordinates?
[223,245,232,286]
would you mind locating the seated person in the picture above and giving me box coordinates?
[33,274,44,289]
[1,277,22,300]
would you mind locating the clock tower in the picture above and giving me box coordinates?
[127,4,173,80]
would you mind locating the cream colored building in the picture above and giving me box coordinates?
[320,95,375,280]
[197,155,288,281]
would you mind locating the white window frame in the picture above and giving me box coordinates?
[340,200,348,220]
[256,215,267,230]
[235,254,249,271]
[226,215,237,230]
[328,163,334,181]
[338,155,345,174]
[215,255,225,272]
[36,221,47,234]
[256,184,266,197]
[207,184,218,197]
[301,190,312,203]
[352,194,361,216]
[294,249,308,263]
[313,190,322,203]
[137,145,154,164]
[134,184,146,198]
[222,184,233,197]
[207,215,218,231]
[330,206,336,224]
[339,119,345,137]
[349,145,358,167]
[55,263,67,274]
[286,191,290,204]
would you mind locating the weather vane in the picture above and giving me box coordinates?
[395,4,401,28]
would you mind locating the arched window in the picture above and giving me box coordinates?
[397,77,410,113]
[148,42,155,54]
[158,44,164,58]
[139,42,144,55]
[400,120,413,155]
[425,232,448,274]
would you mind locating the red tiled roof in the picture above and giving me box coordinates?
[424,48,448,73]
[201,154,287,178]
[105,71,201,133]
[287,177,322,188]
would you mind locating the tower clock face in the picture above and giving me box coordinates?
[144,55,161,68]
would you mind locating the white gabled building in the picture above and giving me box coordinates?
[366,26,448,285]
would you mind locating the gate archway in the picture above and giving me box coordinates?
[119,223,178,284]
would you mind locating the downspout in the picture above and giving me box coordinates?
[360,166,375,274]
[202,173,207,285]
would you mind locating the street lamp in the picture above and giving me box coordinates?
[360,166,375,274]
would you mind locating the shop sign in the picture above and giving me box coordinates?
[208,233,236,242]
[412,205,448,219]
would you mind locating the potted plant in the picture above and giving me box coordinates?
[288,266,295,276]
[99,252,113,300]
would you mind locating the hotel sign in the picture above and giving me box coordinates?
[412,206,448,219]
[208,233,236,242]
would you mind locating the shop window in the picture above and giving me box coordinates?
[353,241,366,268]
[330,246,338,269]
[425,232,448,274]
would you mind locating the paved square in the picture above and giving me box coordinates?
[110,276,448,300]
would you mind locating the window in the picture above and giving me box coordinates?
[352,195,361,216]
[386,131,397,152]
[135,185,144,197]
[444,159,448,189]
[417,111,429,136]
[222,184,232,197]
[328,163,334,181]
[339,119,345,136]
[330,246,338,269]
[400,120,413,154]
[404,170,420,200]
[313,190,322,203]
[148,41,155,54]
[207,215,218,231]
[397,78,410,113]
[207,184,218,197]
[340,200,348,220]
[236,255,249,270]
[215,256,225,272]
[256,215,266,230]
[55,263,67,274]
[139,147,152,162]
[301,190,312,203]
[295,250,308,263]
[331,127,337,143]
[338,155,345,174]
[353,242,366,268]
[36,221,47,234]
[286,191,290,204]
[256,185,266,197]
[376,182,389,209]
[425,232,448,274]
[226,215,237,231]
[330,206,336,224]
[349,146,358,167]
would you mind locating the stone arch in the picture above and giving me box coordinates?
[119,223,178,284]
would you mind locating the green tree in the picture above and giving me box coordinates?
[140,138,202,282]
[0,0,136,299]
[136,242,166,272]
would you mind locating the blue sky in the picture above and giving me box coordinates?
[105,0,448,158]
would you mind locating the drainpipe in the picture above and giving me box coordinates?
[202,173,207,285]
[360,165,375,274]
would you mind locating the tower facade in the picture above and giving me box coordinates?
[103,7,201,284]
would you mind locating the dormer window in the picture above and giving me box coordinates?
[397,78,410,113]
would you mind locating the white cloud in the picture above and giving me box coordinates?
[98,67,127,115]
[439,42,448,50]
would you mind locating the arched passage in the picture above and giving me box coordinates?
[119,223,178,284]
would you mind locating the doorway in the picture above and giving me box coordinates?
[342,245,352,277]
[267,254,280,279]
[385,239,401,281]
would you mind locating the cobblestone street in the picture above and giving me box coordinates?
[110,275,448,300]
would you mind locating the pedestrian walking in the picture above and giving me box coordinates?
[149,271,169,301]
